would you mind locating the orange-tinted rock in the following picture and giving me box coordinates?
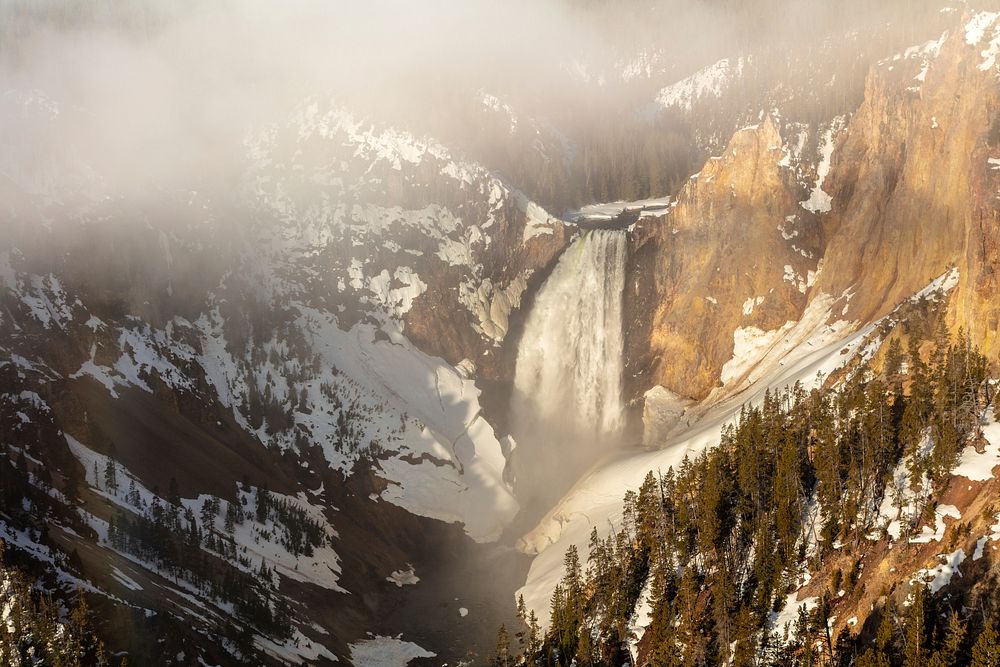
[625,116,820,401]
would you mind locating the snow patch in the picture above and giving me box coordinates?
[770,593,818,642]
[110,566,143,592]
[953,417,1000,481]
[348,636,435,667]
[742,296,764,316]
[966,12,1000,45]
[656,58,743,111]
[522,199,560,241]
[911,548,965,594]
[800,117,846,214]
[910,504,961,544]
[722,324,795,385]
[458,272,531,344]
[628,576,654,661]
[974,537,988,561]
[566,196,672,224]
[386,566,419,588]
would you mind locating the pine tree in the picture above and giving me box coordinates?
[256,485,270,524]
[774,429,802,562]
[491,624,512,667]
[225,496,239,532]
[971,623,1000,667]
[903,586,927,667]
[937,612,966,666]
[856,648,892,667]
[526,609,541,660]
[104,457,118,495]
[885,337,905,391]
[127,479,140,507]
[875,601,895,652]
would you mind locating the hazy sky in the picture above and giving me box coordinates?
[0,0,944,224]
[0,0,732,197]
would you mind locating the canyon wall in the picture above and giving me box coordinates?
[625,13,1000,406]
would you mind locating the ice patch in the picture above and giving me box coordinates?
[642,386,693,446]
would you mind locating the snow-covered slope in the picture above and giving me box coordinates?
[516,272,961,627]
[0,88,570,663]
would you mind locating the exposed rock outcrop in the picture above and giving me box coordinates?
[626,11,1000,408]
[624,116,821,402]
[403,201,571,384]
[820,16,1000,351]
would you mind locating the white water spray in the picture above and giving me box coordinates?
[512,229,627,438]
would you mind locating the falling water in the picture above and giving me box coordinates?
[512,229,627,438]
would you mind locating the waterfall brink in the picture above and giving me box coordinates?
[512,229,627,439]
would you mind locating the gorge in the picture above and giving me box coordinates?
[3,2,1000,666]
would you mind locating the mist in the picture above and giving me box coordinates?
[1,0,942,232]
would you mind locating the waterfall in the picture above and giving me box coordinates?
[512,229,627,438]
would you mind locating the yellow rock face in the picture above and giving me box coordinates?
[628,14,1000,403]
[625,117,819,401]
[820,24,1000,343]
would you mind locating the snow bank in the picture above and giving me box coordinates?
[296,310,518,542]
[720,292,861,392]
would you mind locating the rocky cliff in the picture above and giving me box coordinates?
[820,15,1000,347]
[624,116,821,403]
[626,11,1000,412]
